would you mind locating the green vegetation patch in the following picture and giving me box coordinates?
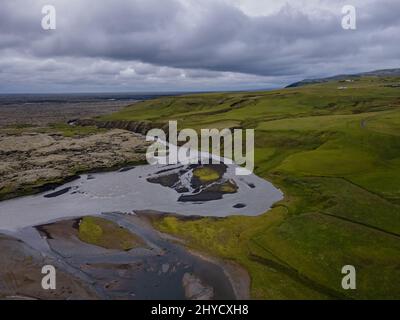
[219,180,238,193]
[192,167,222,183]
[47,123,107,137]
[78,216,144,251]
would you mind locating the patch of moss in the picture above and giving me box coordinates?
[47,123,107,137]
[192,167,221,183]
[78,216,144,251]
[206,180,238,194]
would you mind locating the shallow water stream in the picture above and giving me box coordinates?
[0,162,283,231]
[0,161,282,299]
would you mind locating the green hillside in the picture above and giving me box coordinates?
[101,76,400,299]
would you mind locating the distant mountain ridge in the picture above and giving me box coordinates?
[286,68,400,88]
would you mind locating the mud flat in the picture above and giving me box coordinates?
[0,233,97,300]
[0,212,238,300]
[186,249,250,300]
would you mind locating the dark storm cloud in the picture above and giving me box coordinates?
[0,0,399,92]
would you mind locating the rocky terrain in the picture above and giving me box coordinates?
[0,129,148,200]
[0,99,136,128]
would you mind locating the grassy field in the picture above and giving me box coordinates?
[101,76,400,299]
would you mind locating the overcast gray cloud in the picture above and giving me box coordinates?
[0,0,399,92]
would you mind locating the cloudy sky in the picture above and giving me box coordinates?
[0,0,399,93]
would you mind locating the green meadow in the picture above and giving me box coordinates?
[101,76,400,299]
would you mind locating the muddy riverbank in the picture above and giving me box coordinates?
[0,212,244,300]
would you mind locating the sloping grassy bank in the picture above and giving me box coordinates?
[101,76,400,299]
